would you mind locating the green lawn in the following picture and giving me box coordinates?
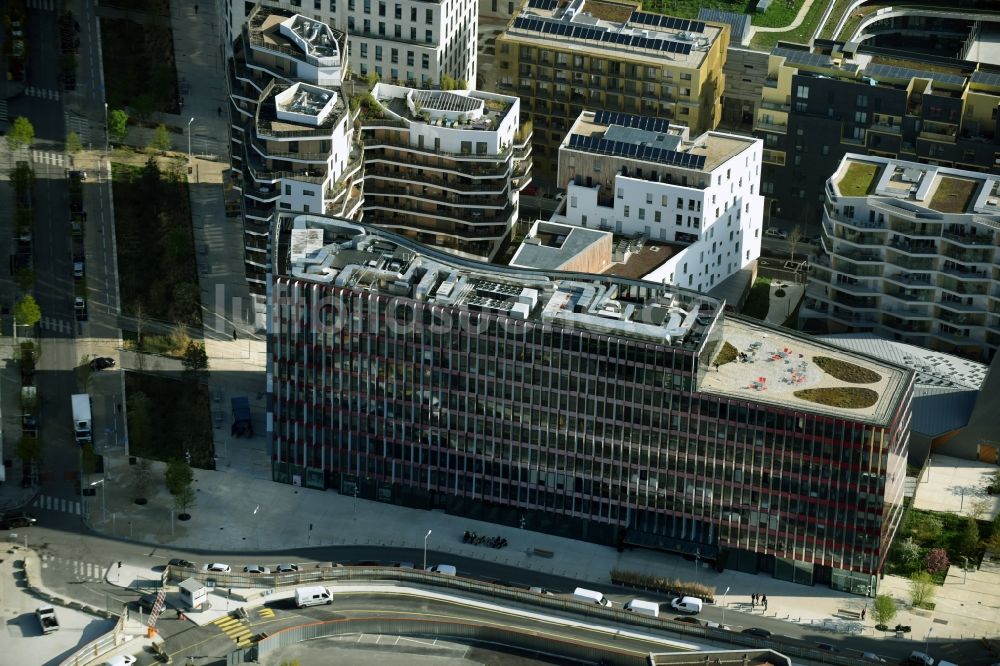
[125,372,214,469]
[641,0,805,28]
[100,17,178,115]
[741,277,772,320]
[838,162,879,197]
[819,0,858,40]
[751,0,831,49]
[112,159,202,325]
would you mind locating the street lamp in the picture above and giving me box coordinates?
[925,626,932,660]
[721,586,730,627]
[90,479,107,522]
[253,504,260,549]
[423,529,432,570]
[104,102,109,155]
[962,556,969,584]
[187,117,195,163]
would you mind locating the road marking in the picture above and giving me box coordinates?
[256,607,274,618]
[31,150,66,167]
[39,316,73,334]
[27,0,58,9]
[25,85,61,101]
[212,615,254,645]
[0,100,7,123]
[33,494,83,514]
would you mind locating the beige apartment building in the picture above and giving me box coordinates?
[495,0,729,175]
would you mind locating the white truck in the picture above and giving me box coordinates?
[71,394,92,445]
[36,605,59,633]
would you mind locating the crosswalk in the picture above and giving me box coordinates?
[31,150,67,167]
[25,86,61,101]
[0,99,8,124]
[39,316,74,333]
[40,554,106,582]
[32,494,83,515]
[27,0,58,9]
[213,614,254,646]
[256,607,274,618]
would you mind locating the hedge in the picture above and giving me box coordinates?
[610,568,716,603]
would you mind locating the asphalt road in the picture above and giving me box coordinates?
[17,521,986,666]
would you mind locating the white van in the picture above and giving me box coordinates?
[573,587,612,607]
[670,596,703,614]
[294,586,332,608]
[624,599,659,617]
[425,564,457,576]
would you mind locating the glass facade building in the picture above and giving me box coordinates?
[269,215,914,592]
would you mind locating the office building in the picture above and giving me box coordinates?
[802,153,1000,361]
[227,0,477,87]
[495,0,729,175]
[552,110,763,292]
[360,82,532,261]
[270,213,914,594]
[755,40,1000,226]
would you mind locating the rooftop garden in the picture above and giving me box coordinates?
[929,177,978,214]
[813,356,882,384]
[716,341,739,366]
[838,161,879,197]
[794,387,879,409]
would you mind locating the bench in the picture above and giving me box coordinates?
[837,608,862,620]
[531,548,555,559]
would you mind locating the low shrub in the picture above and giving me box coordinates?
[610,568,715,603]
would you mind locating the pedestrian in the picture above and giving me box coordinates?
[762,595,768,611]
[217,106,222,117]
[861,606,867,621]
[194,3,199,13]
[233,328,238,340]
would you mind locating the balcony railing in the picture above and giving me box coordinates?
[364,166,508,194]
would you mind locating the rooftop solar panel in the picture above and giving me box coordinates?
[971,70,1000,87]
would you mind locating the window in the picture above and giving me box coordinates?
[581,215,588,226]
[476,141,487,154]
[360,42,367,57]
[394,25,400,38]
[821,145,829,155]
[425,29,432,43]
[623,205,630,217]
[303,188,316,197]
[646,193,653,204]
[363,0,370,12]
[854,111,867,123]
[375,45,382,60]
[617,187,624,199]
[795,102,807,112]
[856,94,868,108]
[348,16,355,30]
[284,184,292,195]
[796,85,809,99]
[676,197,683,207]
[391,48,398,64]
[411,6,416,20]
[378,21,385,35]
[394,2,401,18]
[422,54,429,69]
[654,211,661,223]
[426,8,433,23]
[363,18,370,32]
[378,1,385,15]
[676,214,683,225]
[638,208,645,221]
[570,196,577,208]
[680,72,691,81]
[407,51,414,66]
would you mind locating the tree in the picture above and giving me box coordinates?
[787,225,802,262]
[181,341,209,373]
[148,123,172,154]
[173,483,196,515]
[954,516,980,559]
[365,70,380,90]
[969,497,992,521]
[131,459,152,500]
[908,512,942,544]
[108,108,129,144]
[65,131,83,158]
[872,594,897,627]
[165,458,194,495]
[6,116,35,151]
[909,571,935,607]
[896,537,922,568]
[17,435,41,462]
[923,548,949,574]
[14,295,42,328]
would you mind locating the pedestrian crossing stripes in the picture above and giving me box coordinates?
[39,316,73,333]
[32,494,83,515]
[0,99,8,123]
[31,150,67,167]
[213,615,254,645]
[27,0,58,9]
[40,554,105,582]
[25,86,61,101]
[256,607,274,618]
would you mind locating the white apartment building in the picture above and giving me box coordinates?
[226,0,477,87]
[360,82,532,260]
[802,154,1000,362]
[553,110,763,293]
[229,7,362,303]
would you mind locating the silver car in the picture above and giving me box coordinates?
[203,563,231,573]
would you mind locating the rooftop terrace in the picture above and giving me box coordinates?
[700,318,911,425]
[369,83,516,133]
[833,155,1000,219]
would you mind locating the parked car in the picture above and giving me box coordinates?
[167,558,195,569]
[425,564,457,576]
[741,627,772,638]
[90,357,116,371]
[275,563,299,573]
[102,656,136,666]
[0,513,37,529]
[203,563,231,573]
[816,643,839,653]
[670,596,703,614]
[244,565,270,574]
[764,228,788,240]
[905,652,934,666]
[861,652,886,663]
